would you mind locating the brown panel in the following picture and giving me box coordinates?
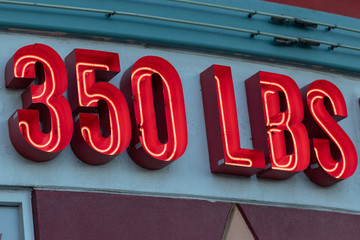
[238,203,360,240]
[264,0,360,19]
[32,190,232,240]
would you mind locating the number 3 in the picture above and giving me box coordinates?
[6,44,73,161]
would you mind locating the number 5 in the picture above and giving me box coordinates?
[66,49,131,165]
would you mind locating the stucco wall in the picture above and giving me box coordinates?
[0,32,359,214]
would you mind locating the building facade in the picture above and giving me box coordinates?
[0,0,360,239]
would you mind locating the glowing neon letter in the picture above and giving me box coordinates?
[245,71,310,179]
[303,80,357,186]
[5,44,73,161]
[120,56,187,169]
[200,65,265,176]
[66,49,131,165]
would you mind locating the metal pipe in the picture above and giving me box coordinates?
[0,0,111,14]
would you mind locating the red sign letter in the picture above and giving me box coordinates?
[66,49,131,165]
[246,72,310,179]
[6,44,73,161]
[303,80,357,186]
[200,65,265,176]
[121,56,188,169]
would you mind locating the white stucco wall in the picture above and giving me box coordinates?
[0,32,359,214]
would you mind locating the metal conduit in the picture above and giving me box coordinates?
[0,0,360,52]
[169,0,360,34]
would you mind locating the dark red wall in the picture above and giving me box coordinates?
[239,204,360,240]
[264,0,360,19]
[32,190,360,240]
[32,190,232,240]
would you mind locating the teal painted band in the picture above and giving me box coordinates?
[0,0,360,75]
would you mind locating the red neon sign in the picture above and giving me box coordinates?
[303,80,358,186]
[121,56,188,170]
[246,72,310,179]
[5,44,73,161]
[65,49,131,165]
[4,44,358,186]
[201,65,265,176]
